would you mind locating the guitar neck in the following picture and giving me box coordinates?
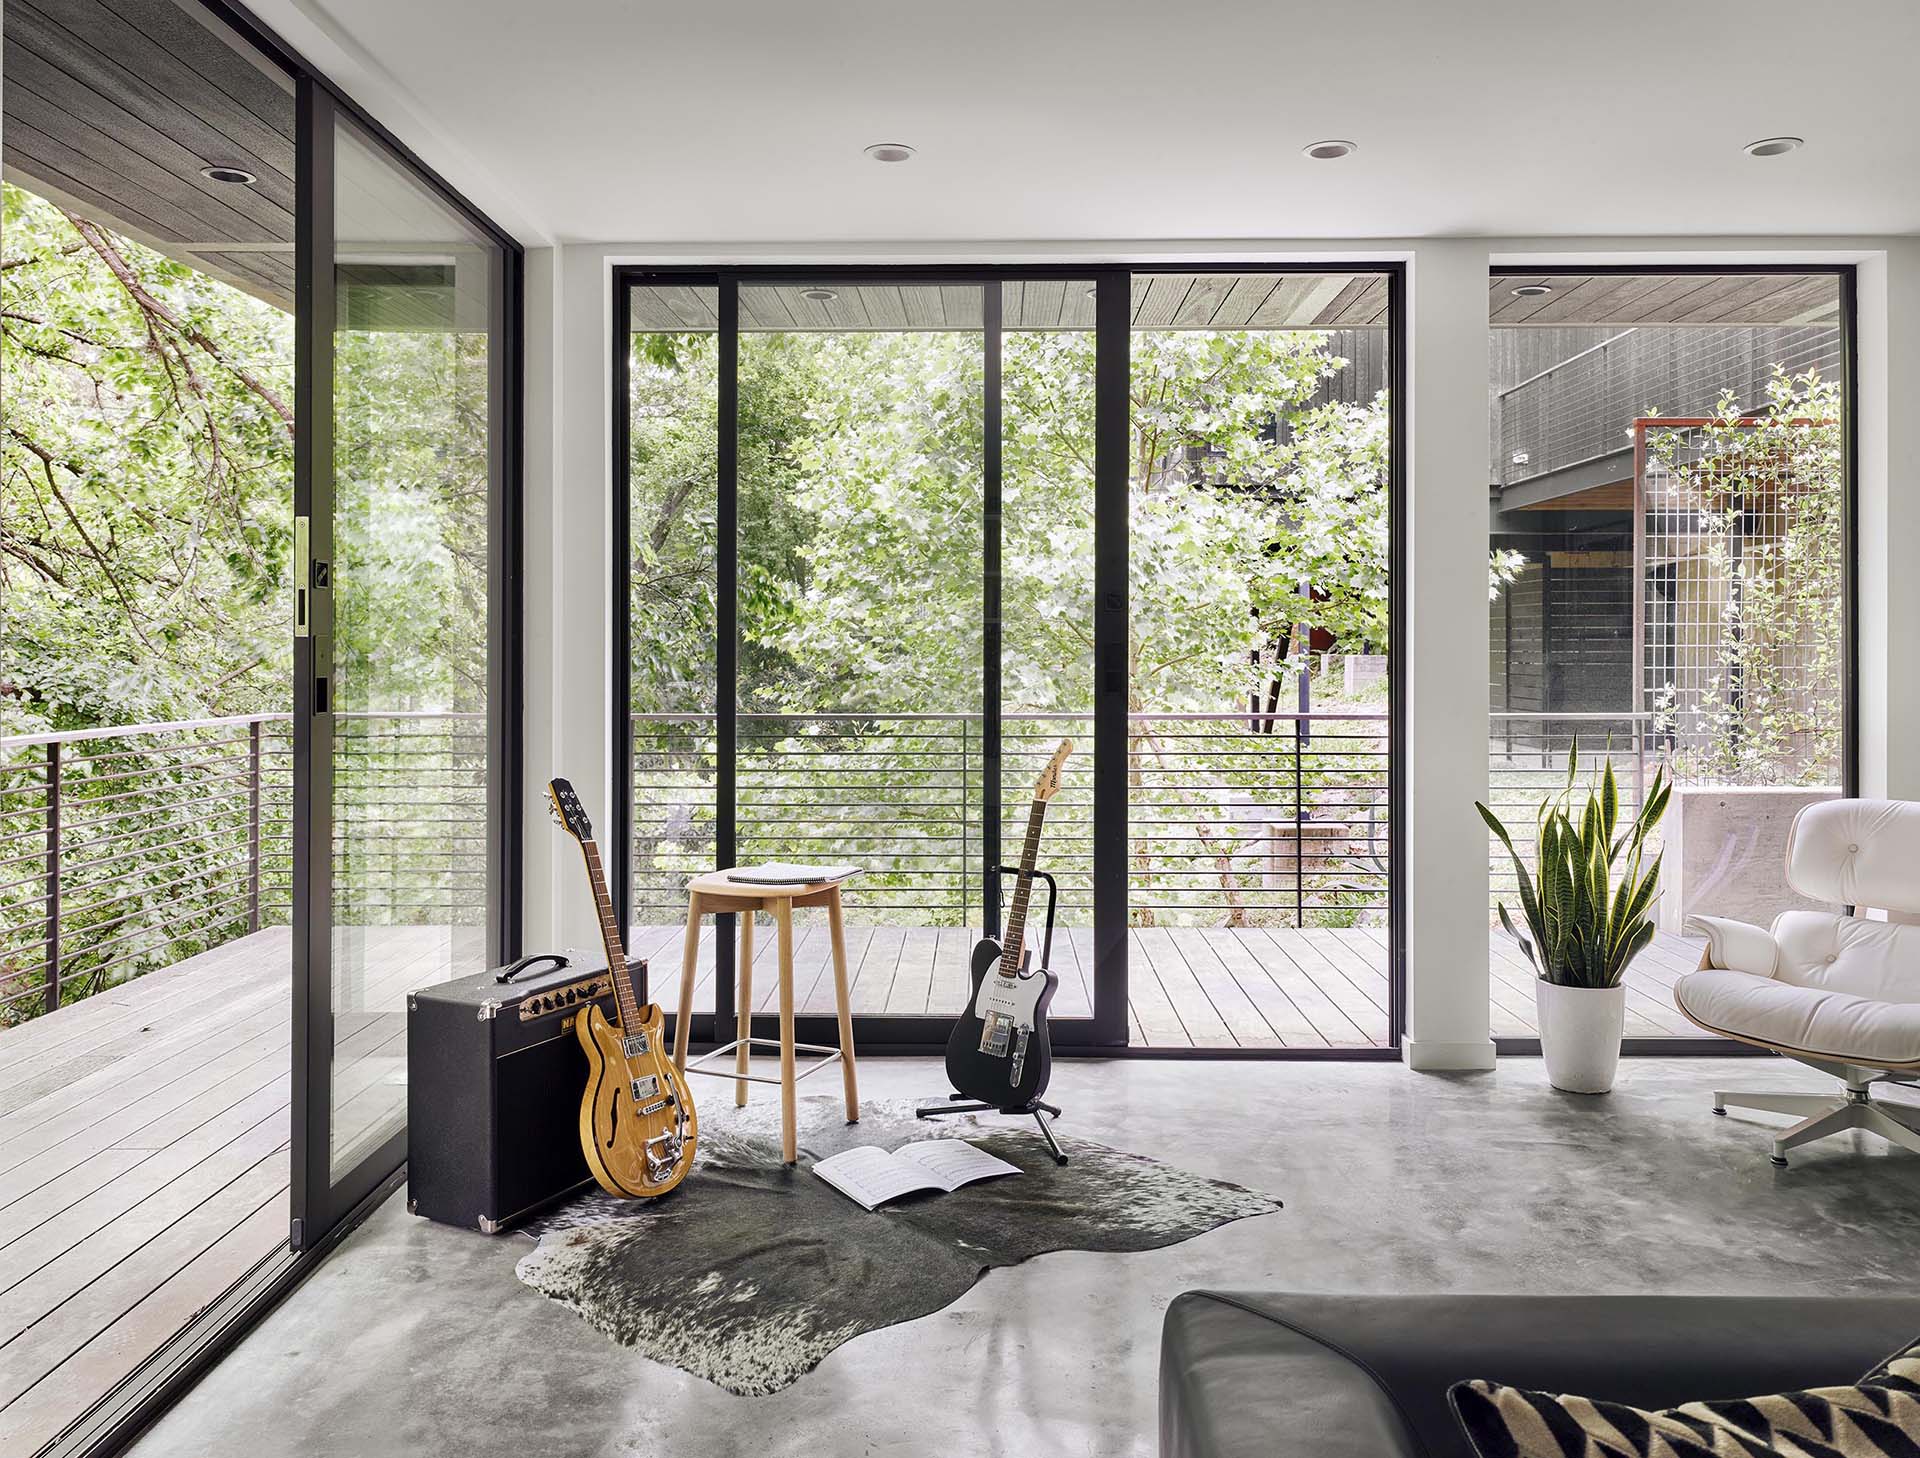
[578,840,642,1030]
[999,798,1048,977]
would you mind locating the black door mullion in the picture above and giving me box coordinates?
[289,75,334,1250]
[715,279,740,1035]
[1091,269,1130,1047]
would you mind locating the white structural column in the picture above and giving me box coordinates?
[1402,241,1497,1070]
[520,245,613,951]
[1856,242,1920,803]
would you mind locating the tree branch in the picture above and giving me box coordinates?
[64,214,295,436]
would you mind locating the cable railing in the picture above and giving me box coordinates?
[0,712,487,1025]
[629,709,1392,930]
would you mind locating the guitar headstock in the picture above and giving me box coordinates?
[1033,738,1074,802]
[547,778,594,843]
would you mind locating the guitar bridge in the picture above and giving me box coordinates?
[1010,1027,1030,1086]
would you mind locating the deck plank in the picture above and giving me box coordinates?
[1191,930,1325,1047]
[1240,931,1372,1046]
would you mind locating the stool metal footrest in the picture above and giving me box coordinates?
[684,1036,845,1086]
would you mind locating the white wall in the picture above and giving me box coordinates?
[521,236,1920,1064]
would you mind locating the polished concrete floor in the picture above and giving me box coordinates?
[128,1058,1920,1458]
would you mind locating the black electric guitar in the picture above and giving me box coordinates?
[943,740,1073,1110]
[548,778,697,1198]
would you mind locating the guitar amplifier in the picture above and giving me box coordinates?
[406,952,632,1233]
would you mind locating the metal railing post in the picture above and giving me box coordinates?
[248,719,263,933]
[1293,719,1305,928]
[960,715,971,931]
[44,742,61,1014]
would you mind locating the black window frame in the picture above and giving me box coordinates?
[1487,262,1857,1059]
[612,262,1407,1061]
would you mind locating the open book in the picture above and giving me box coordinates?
[811,1140,1020,1211]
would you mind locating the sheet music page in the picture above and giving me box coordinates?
[893,1140,1022,1193]
[810,1146,941,1210]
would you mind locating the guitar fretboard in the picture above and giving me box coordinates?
[999,799,1048,978]
[579,841,642,1033]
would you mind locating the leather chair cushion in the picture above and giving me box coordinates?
[1675,966,1920,1067]
[1774,910,1920,1004]
[1160,1293,1920,1458]
[1788,800,1920,917]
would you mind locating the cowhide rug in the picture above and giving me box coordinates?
[514,1095,1280,1395]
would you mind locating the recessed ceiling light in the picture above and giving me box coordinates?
[1301,139,1357,161]
[1510,283,1554,299]
[864,142,916,163]
[800,287,839,303]
[199,164,257,185]
[1743,136,1804,158]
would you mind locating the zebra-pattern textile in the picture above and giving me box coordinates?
[1450,1342,1920,1458]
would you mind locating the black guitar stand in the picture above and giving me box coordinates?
[917,866,1069,1166]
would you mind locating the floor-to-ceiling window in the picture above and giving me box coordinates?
[1485,269,1851,1046]
[0,3,519,1450]
[616,267,1400,1056]
[1124,272,1394,1050]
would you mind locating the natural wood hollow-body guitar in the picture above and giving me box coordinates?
[550,778,697,1197]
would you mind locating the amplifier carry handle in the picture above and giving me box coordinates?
[496,952,572,984]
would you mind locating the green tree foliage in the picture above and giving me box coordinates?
[624,320,1401,927]
[1,183,293,732]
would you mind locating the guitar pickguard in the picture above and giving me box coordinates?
[973,971,1045,1057]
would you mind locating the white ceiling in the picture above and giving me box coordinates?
[255,0,1920,246]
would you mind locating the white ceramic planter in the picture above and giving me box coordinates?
[1535,980,1627,1093]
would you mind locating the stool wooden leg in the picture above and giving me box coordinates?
[674,891,702,1071]
[735,909,755,1107]
[775,897,798,1164]
[826,889,859,1123]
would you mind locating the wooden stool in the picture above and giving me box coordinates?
[671,871,859,1164]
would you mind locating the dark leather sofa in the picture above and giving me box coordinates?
[1160,1292,1920,1458]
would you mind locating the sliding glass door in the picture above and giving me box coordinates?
[292,89,516,1246]
[616,267,1399,1056]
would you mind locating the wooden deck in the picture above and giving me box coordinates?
[0,924,472,1456]
[632,920,1709,1048]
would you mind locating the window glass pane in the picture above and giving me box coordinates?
[1127,274,1393,1050]
[625,283,719,1014]
[1002,280,1097,1019]
[1487,273,1846,1039]
[329,116,500,1175]
[734,283,984,1017]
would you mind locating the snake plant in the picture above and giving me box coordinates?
[1476,746,1671,989]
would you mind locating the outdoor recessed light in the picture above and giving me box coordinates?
[199,164,257,185]
[863,142,916,163]
[799,287,839,303]
[1510,283,1554,299]
[1301,139,1357,160]
[1743,136,1804,158]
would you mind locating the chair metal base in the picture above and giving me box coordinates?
[1713,1063,1920,1165]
